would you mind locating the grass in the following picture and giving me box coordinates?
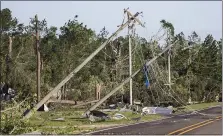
[28,109,162,134]
[26,102,221,134]
[174,102,221,113]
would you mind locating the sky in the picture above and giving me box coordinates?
[1,1,222,41]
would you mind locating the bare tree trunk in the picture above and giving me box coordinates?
[61,85,65,100]
[0,31,3,82]
[96,83,101,100]
[41,59,44,70]
[8,36,12,58]
[6,36,12,82]
[35,15,41,102]
[64,83,67,100]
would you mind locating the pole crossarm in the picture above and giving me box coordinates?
[84,41,177,116]
[23,9,141,120]
[125,9,145,27]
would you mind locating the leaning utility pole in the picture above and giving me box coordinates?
[23,9,141,119]
[85,41,176,116]
[35,15,41,102]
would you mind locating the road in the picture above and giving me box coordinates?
[89,106,222,135]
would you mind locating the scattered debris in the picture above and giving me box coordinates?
[100,109,119,112]
[120,105,132,112]
[113,113,127,120]
[52,117,65,121]
[155,107,172,115]
[37,104,49,112]
[88,110,110,122]
[131,117,141,122]
[142,107,156,115]
[24,131,42,135]
[142,107,173,115]
[167,106,173,109]
[0,82,16,101]
[109,104,117,109]
[191,111,198,114]
[120,108,132,112]
[117,102,125,108]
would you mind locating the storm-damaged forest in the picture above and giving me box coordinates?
[0,8,222,134]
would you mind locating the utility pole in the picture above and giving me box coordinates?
[128,17,133,106]
[35,15,41,102]
[85,42,176,116]
[188,47,192,104]
[164,34,173,90]
[125,9,144,106]
[23,9,140,119]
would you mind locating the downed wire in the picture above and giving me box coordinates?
[84,40,178,116]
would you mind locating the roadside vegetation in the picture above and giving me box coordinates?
[0,7,221,135]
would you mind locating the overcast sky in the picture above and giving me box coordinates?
[2,1,222,41]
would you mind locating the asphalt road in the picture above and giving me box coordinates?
[89,106,222,135]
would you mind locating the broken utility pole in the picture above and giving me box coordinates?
[23,9,140,119]
[85,41,177,116]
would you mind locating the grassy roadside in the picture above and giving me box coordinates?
[174,102,221,114]
[28,109,162,134]
[27,102,221,134]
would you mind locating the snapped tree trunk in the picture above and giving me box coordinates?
[6,36,12,82]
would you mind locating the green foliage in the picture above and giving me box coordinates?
[0,8,221,134]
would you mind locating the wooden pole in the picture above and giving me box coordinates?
[23,10,139,119]
[128,24,133,105]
